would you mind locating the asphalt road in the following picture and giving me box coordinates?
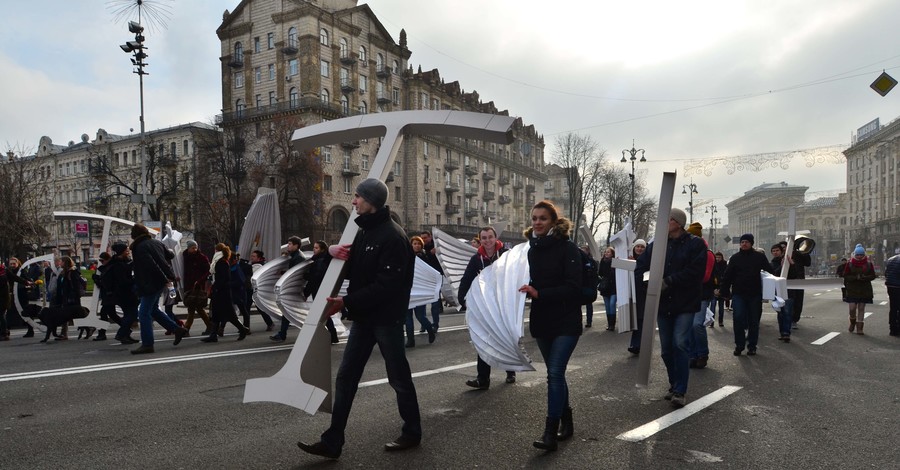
[1,286,897,469]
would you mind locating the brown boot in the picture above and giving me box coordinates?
[856,322,864,335]
[849,317,856,332]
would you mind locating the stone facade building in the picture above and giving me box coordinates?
[724,181,808,250]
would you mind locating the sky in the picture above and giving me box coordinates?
[3,0,899,229]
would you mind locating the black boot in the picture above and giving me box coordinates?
[557,407,573,441]
[93,329,107,341]
[533,417,560,451]
[201,325,218,343]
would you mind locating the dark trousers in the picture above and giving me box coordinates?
[789,289,804,323]
[322,321,421,450]
[475,355,515,383]
[888,286,900,334]
[732,293,763,351]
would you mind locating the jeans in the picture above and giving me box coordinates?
[603,294,617,326]
[788,289,804,323]
[405,305,433,341]
[430,300,442,330]
[277,316,291,338]
[322,321,421,450]
[690,299,711,359]
[732,293,763,351]
[888,286,900,334]
[777,297,795,337]
[115,303,138,340]
[657,312,693,394]
[715,297,726,323]
[535,335,579,419]
[584,302,593,326]
[137,291,180,346]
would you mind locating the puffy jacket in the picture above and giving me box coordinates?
[634,231,708,316]
[524,218,583,338]
[842,258,876,299]
[104,257,138,308]
[342,206,415,326]
[720,248,775,298]
[130,234,176,296]
[885,254,900,288]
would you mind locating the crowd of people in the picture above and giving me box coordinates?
[3,178,897,460]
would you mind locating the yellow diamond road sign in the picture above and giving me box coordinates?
[870,71,897,97]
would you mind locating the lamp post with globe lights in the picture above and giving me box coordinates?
[621,140,646,221]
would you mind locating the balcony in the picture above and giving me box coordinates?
[482,191,495,201]
[158,155,178,168]
[339,51,356,65]
[385,171,395,183]
[464,186,478,197]
[464,164,478,176]
[499,176,510,186]
[341,164,360,176]
[376,92,392,104]
[513,198,524,208]
[465,209,479,218]
[340,141,360,149]
[525,183,535,193]
[482,171,495,181]
[216,96,365,124]
[444,182,460,193]
[340,78,355,93]
[227,56,244,68]
[282,39,298,55]
[498,195,511,205]
[527,195,536,206]
[444,159,460,171]
[513,180,524,189]
[376,65,391,78]
[445,204,460,215]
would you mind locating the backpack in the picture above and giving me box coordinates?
[702,250,716,284]
[580,250,600,306]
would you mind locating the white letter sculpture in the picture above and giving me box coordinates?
[243,110,516,414]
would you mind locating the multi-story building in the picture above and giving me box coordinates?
[724,182,808,250]
[795,195,849,272]
[215,0,545,242]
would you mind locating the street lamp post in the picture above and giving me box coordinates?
[120,18,150,222]
[706,205,719,250]
[682,181,698,223]
[621,140,646,222]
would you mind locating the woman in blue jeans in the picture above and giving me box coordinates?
[518,200,583,452]
[598,247,618,330]
[405,236,435,347]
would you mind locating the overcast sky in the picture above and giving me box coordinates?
[3,0,899,229]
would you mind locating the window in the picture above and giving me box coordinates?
[323,175,332,191]
[359,75,367,93]
[394,160,402,176]
[320,28,329,46]
[358,46,367,62]
[343,150,352,169]
[340,38,349,58]
[321,88,330,103]
[267,33,274,49]
[233,42,243,63]
[234,71,243,88]
[340,67,350,84]
[255,150,262,164]
[359,101,367,114]
[392,87,400,104]
[376,53,384,69]
[424,142,429,156]
[235,99,245,117]
[362,155,369,170]
[289,58,299,76]
[289,87,299,108]
[255,94,262,108]
[395,186,401,201]
[320,60,329,77]
[420,92,428,110]
[269,91,276,105]
[253,36,260,53]
[268,64,275,81]
[254,67,261,84]
[170,142,177,158]
[436,192,441,205]
[392,60,400,75]
[340,95,349,114]
[288,27,297,48]
[424,165,429,182]
[323,146,332,163]
[343,177,352,193]
[432,98,439,110]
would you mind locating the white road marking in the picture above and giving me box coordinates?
[879,301,888,306]
[814,293,822,296]
[811,332,840,345]
[864,311,873,319]
[616,385,742,442]
[360,361,478,388]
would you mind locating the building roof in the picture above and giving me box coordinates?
[798,196,839,208]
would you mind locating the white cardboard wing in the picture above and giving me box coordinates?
[160,222,185,295]
[238,188,282,263]
[410,256,442,309]
[433,227,477,306]
[252,255,290,323]
[275,259,314,328]
[465,242,535,372]
[609,220,637,333]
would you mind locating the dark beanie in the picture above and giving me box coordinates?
[356,178,388,208]
[740,233,754,245]
[131,223,150,239]
[111,241,129,255]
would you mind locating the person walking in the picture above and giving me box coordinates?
[579,244,598,328]
[686,222,714,369]
[91,252,121,341]
[598,247,617,331]
[405,236,436,348]
[781,240,811,330]
[298,178,421,459]
[182,240,213,335]
[628,239,648,354]
[249,250,274,331]
[270,236,304,342]
[419,230,444,331]
[842,244,876,335]
[712,252,728,327]
[717,233,775,356]
[517,200,583,451]
[303,241,339,343]
[129,224,188,354]
[230,254,253,334]
[770,243,802,342]
[201,243,249,343]
[635,208,707,408]
[884,253,900,336]
[2,258,32,341]
[106,242,139,344]
[459,226,514,388]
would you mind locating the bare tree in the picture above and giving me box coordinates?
[549,133,606,243]
[0,145,51,258]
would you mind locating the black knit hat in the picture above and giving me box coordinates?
[356,178,388,208]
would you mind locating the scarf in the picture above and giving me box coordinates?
[210,251,223,275]
[848,255,869,270]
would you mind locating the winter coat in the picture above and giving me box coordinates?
[458,243,507,308]
[842,258,876,300]
[719,248,775,298]
[523,218,583,339]
[303,251,332,300]
[422,240,444,275]
[52,268,83,308]
[598,257,617,297]
[183,250,211,291]
[104,257,139,309]
[634,231,708,316]
[130,234,176,296]
[229,262,246,304]
[210,257,234,322]
[342,206,415,326]
[885,254,900,288]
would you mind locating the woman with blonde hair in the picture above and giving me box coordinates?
[201,243,249,343]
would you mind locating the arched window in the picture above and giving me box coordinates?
[341,95,349,114]
[234,42,243,63]
[340,38,349,58]
[392,59,400,75]
[320,28,329,46]
[288,27,297,48]
[358,45,367,62]
[170,142,177,158]
[376,53,385,69]
[329,207,349,232]
[359,101,367,114]
[289,87,299,108]
[236,99,245,117]
[320,88,330,104]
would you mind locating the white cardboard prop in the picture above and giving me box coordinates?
[433,227,477,307]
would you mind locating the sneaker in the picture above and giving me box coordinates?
[747,348,757,356]
[627,347,640,355]
[465,378,489,390]
[733,347,743,356]
[505,372,516,384]
[131,345,154,355]
[670,393,686,408]
[664,389,675,400]
[269,334,285,342]
[297,440,341,459]
[791,322,799,330]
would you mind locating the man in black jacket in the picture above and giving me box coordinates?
[634,208,707,408]
[107,242,140,344]
[419,230,444,331]
[717,233,775,357]
[129,224,188,354]
[298,178,420,459]
[270,236,304,342]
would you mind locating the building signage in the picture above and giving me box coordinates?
[856,118,880,143]
[74,220,89,238]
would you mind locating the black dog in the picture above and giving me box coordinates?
[26,305,89,342]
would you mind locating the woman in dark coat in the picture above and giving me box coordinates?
[201,243,249,342]
[518,200,583,452]
[598,246,618,330]
[843,244,876,335]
